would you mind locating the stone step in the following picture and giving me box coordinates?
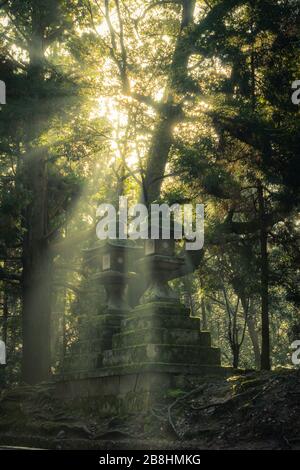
[69,338,110,355]
[121,312,200,334]
[102,344,221,368]
[121,302,197,332]
[112,328,211,349]
[78,313,122,328]
[98,362,228,377]
[63,353,99,372]
[78,314,122,341]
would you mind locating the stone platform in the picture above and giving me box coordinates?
[102,302,221,370]
[62,302,222,374]
[55,368,228,416]
[56,301,228,415]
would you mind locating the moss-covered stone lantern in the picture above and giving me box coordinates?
[136,218,184,304]
[144,237,175,257]
[84,239,138,312]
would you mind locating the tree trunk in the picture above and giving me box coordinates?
[240,296,261,369]
[201,298,208,330]
[247,301,261,369]
[143,108,180,203]
[232,346,240,369]
[2,268,9,346]
[258,182,271,370]
[21,5,52,384]
[21,149,52,384]
[142,0,196,204]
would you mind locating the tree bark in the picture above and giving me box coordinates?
[258,182,271,370]
[21,4,52,384]
[142,0,196,204]
[1,263,9,346]
[247,312,261,370]
[232,346,240,369]
[201,298,208,330]
[21,148,52,384]
[143,107,181,203]
[241,296,261,369]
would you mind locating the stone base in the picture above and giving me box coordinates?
[62,311,125,372]
[55,367,231,416]
[102,302,221,369]
[63,302,221,374]
[58,301,226,415]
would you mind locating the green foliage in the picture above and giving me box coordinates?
[0,0,299,380]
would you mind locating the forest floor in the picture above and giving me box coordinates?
[0,369,299,450]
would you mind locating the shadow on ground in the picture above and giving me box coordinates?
[0,369,299,450]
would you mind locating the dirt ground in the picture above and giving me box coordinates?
[0,369,299,450]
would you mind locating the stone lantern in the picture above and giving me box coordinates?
[65,237,140,373]
[84,239,137,312]
[144,237,175,257]
[136,218,184,304]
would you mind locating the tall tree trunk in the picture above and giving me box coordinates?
[232,346,240,369]
[258,182,270,370]
[201,298,208,330]
[21,5,52,384]
[241,296,261,369]
[143,108,180,203]
[247,313,261,370]
[2,265,9,346]
[142,0,196,204]
[22,148,52,384]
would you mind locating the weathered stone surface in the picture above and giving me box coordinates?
[55,368,229,412]
[62,300,221,377]
[59,298,225,414]
[63,311,126,373]
[63,353,99,372]
[121,303,199,332]
[103,344,220,367]
[101,302,220,371]
[112,328,211,349]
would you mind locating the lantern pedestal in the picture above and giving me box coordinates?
[56,301,229,417]
[101,301,221,373]
[137,254,184,304]
[62,311,124,373]
[63,240,139,374]
[94,270,136,311]
[63,269,137,373]
[57,226,229,415]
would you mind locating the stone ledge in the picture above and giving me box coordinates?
[55,362,229,383]
[112,328,211,348]
[102,343,221,367]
